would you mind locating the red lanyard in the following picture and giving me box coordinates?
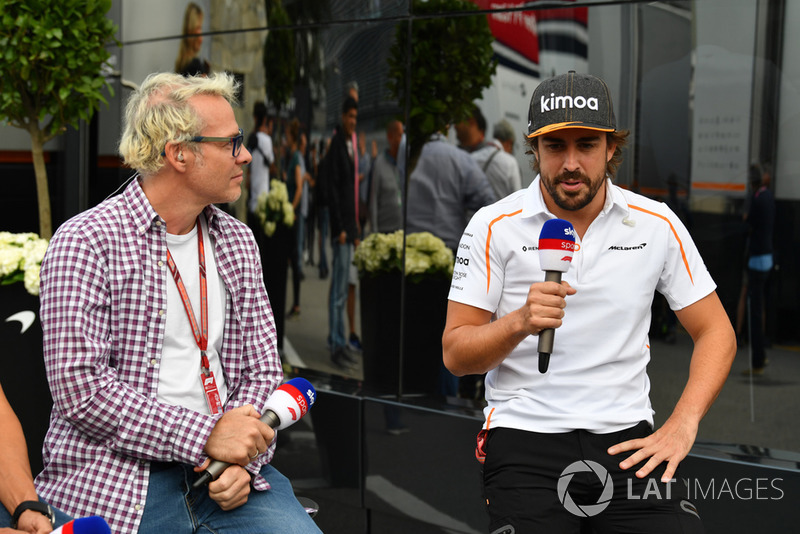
[166,217,211,374]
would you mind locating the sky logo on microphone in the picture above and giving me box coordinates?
[539,218,577,274]
[277,377,316,420]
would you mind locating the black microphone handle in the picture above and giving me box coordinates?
[537,270,562,373]
[191,409,281,489]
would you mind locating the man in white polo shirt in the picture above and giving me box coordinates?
[443,71,736,533]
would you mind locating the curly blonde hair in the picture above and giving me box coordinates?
[118,72,239,175]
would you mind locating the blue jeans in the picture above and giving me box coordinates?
[317,207,329,271]
[0,497,72,528]
[328,241,352,352]
[138,463,321,534]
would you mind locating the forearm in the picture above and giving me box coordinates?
[443,307,528,376]
[669,327,736,427]
[0,414,37,516]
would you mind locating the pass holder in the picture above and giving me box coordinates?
[200,350,223,415]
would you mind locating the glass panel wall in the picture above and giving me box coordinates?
[54,0,800,455]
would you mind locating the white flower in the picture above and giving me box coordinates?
[256,180,295,237]
[354,230,453,280]
[0,246,24,278]
[0,232,49,295]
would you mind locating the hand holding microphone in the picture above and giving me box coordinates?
[536,219,576,373]
[192,377,316,489]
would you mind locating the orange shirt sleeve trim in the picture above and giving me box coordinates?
[485,209,523,294]
[628,204,694,285]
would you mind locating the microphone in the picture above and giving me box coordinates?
[192,377,316,489]
[537,218,576,373]
[52,516,111,534]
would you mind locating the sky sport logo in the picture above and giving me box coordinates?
[557,460,614,517]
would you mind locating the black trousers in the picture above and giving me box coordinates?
[482,423,704,533]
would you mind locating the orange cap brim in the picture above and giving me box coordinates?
[527,121,616,139]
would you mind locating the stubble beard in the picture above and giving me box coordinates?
[542,169,606,212]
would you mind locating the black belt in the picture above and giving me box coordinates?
[149,461,182,472]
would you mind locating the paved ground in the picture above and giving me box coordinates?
[281,257,800,454]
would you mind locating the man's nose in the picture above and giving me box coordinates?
[239,146,253,165]
[562,145,580,172]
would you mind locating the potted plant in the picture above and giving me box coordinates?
[354,231,453,394]
[0,0,117,239]
[387,0,497,174]
[255,180,295,353]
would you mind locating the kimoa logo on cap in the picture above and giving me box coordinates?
[541,93,599,113]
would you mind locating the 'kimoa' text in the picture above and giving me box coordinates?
[541,94,599,112]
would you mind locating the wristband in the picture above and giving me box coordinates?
[11,500,55,529]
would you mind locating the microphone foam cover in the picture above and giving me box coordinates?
[538,218,576,273]
[52,516,111,534]
[263,377,316,430]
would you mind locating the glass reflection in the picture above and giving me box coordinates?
[104,0,800,455]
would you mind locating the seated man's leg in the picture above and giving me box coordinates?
[196,464,321,534]
[140,463,320,534]
[138,463,196,534]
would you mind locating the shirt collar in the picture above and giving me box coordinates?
[123,176,222,237]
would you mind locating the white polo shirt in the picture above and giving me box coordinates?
[449,176,716,434]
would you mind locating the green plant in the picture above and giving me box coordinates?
[387,0,497,172]
[354,231,454,282]
[256,179,295,237]
[0,0,118,239]
[264,1,296,112]
[0,232,48,296]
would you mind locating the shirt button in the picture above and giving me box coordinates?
[157,260,164,267]
[158,309,165,316]
[155,221,162,227]
[150,358,158,365]
[134,504,142,511]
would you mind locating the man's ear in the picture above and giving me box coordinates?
[164,141,187,170]
[606,140,617,163]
